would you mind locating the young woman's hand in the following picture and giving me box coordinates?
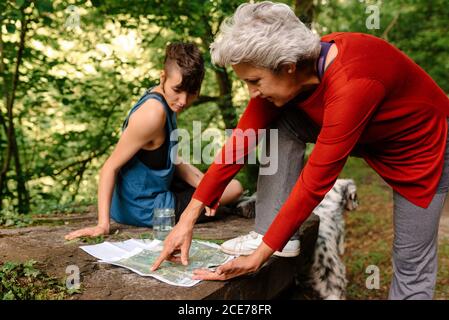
[204,205,218,216]
[64,224,110,241]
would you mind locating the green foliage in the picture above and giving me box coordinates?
[64,235,105,245]
[0,199,92,227]
[138,232,154,240]
[0,206,33,227]
[0,0,447,221]
[193,237,225,245]
[78,235,104,244]
[0,260,77,300]
[32,199,92,216]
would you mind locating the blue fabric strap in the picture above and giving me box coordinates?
[317,41,334,81]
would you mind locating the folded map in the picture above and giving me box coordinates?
[80,239,234,287]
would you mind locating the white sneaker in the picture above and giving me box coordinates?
[220,231,300,257]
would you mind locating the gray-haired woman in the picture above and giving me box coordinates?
[152,2,449,300]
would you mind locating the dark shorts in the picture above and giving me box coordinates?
[170,176,228,223]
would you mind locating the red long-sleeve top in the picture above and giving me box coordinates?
[193,32,449,251]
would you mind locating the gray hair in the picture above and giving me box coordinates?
[210,1,321,71]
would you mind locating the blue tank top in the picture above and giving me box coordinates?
[317,41,334,81]
[110,89,177,227]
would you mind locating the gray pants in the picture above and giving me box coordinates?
[254,105,449,300]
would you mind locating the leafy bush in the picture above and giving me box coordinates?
[0,260,79,300]
[0,210,33,228]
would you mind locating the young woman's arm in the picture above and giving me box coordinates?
[65,99,166,240]
[174,157,203,188]
[175,157,243,207]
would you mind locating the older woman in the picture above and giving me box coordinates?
[152,2,449,299]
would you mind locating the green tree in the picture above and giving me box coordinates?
[0,0,55,213]
[92,0,249,129]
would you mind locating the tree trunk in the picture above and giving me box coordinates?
[0,10,30,213]
[214,68,237,129]
[201,16,238,130]
[0,17,11,211]
[12,134,29,213]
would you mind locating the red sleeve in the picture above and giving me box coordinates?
[192,97,281,209]
[263,78,386,251]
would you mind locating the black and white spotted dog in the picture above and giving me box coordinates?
[308,178,358,300]
[234,179,357,300]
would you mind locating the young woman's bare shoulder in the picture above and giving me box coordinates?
[127,98,166,134]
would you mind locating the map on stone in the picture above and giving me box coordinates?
[80,239,234,287]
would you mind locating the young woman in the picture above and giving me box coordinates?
[152,3,449,300]
[65,42,243,241]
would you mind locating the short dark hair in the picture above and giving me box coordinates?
[164,42,205,95]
